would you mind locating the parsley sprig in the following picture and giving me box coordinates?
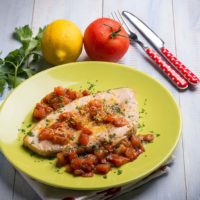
[0,25,45,94]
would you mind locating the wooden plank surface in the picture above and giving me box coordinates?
[173,0,200,199]
[0,0,38,199]
[0,0,200,199]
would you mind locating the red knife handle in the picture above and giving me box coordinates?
[145,48,188,89]
[161,47,199,85]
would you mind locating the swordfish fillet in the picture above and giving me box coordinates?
[23,88,138,157]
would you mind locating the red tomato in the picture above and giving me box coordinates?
[56,152,68,167]
[84,18,130,62]
[78,133,89,145]
[96,164,111,174]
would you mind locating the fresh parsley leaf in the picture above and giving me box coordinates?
[0,25,44,95]
[15,25,33,45]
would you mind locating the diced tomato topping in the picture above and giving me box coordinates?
[104,115,115,123]
[39,128,68,145]
[50,122,64,129]
[78,133,89,146]
[141,134,154,142]
[116,144,127,155]
[52,134,68,145]
[112,117,128,127]
[50,96,70,110]
[131,135,145,152]
[67,89,77,100]
[107,154,129,167]
[39,128,54,141]
[67,150,77,161]
[81,127,92,135]
[59,112,73,121]
[73,169,85,176]
[81,172,94,177]
[33,103,53,119]
[96,164,111,174]
[94,149,108,160]
[82,90,90,96]
[42,93,55,104]
[68,117,82,130]
[54,86,65,96]
[56,152,68,167]
[88,99,103,116]
[85,154,97,165]
[70,158,84,170]
[124,148,138,160]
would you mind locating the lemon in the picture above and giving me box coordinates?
[41,20,83,65]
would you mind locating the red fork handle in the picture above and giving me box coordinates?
[145,48,188,89]
[161,47,199,85]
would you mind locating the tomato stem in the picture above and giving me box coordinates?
[103,24,129,39]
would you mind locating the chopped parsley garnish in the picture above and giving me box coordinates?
[27,131,33,136]
[103,175,107,179]
[26,123,32,128]
[156,133,160,137]
[65,146,72,152]
[117,169,123,175]
[110,103,124,115]
[109,133,116,139]
[138,123,145,129]
[87,82,96,91]
[21,129,26,133]
[139,108,145,114]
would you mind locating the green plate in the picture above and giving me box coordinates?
[0,61,181,190]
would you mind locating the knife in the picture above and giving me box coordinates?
[122,11,200,85]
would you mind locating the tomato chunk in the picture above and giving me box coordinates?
[88,99,103,116]
[112,117,128,127]
[108,154,129,167]
[78,133,89,146]
[39,128,54,141]
[33,103,53,119]
[59,112,73,121]
[54,86,65,96]
[142,134,154,142]
[70,158,84,170]
[67,150,77,161]
[67,89,77,100]
[131,135,145,152]
[124,148,139,160]
[82,90,90,96]
[94,149,108,160]
[96,164,111,174]
[104,115,115,123]
[56,152,68,167]
[39,127,68,145]
[52,134,68,145]
[81,127,92,135]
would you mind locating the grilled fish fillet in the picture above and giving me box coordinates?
[23,88,138,156]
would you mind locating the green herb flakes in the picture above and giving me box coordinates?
[27,131,33,136]
[117,169,123,175]
[103,175,107,179]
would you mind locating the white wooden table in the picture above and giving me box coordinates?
[0,0,200,199]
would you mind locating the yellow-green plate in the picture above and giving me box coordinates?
[0,61,181,190]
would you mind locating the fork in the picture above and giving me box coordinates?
[111,11,188,90]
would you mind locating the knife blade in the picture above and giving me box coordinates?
[122,11,200,85]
